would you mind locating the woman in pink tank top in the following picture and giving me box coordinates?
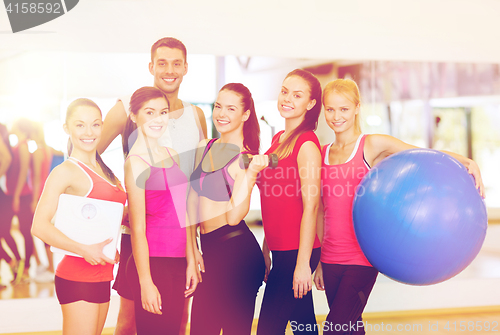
[32,98,126,335]
[123,87,198,335]
[314,79,485,335]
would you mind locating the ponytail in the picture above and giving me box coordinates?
[122,116,138,158]
[67,138,73,156]
[220,83,260,154]
[242,94,260,155]
[96,151,119,185]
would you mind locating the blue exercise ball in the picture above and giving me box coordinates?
[353,149,487,285]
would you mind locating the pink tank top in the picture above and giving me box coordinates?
[320,135,372,266]
[127,149,187,258]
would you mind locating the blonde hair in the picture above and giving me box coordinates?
[322,78,362,133]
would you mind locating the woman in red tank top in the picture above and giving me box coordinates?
[256,69,323,335]
[32,98,126,335]
[314,79,485,335]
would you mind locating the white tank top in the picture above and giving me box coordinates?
[121,96,200,177]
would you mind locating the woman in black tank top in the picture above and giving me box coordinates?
[188,83,267,335]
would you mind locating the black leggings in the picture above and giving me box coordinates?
[190,221,265,335]
[257,247,321,335]
[127,255,186,335]
[321,263,378,335]
[0,190,21,263]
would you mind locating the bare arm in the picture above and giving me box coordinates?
[186,140,209,229]
[194,106,208,141]
[316,198,324,244]
[165,147,199,295]
[225,155,268,225]
[0,137,11,178]
[126,156,163,314]
[31,164,114,265]
[441,150,484,197]
[313,196,325,291]
[186,140,209,280]
[314,147,326,291]
[365,134,484,197]
[187,186,204,282]
[98,101,127,155]
[184,200,199,296]
[262,237,272,283]
[294,141,321,299]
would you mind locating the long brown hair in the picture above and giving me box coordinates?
[66,98,119,185]
[219,83,260,155]
[273,69,322,159]
[122,87,169,157]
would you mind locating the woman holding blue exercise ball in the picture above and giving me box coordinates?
[313,78,484,335]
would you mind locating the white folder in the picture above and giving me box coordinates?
[51,193,124,260]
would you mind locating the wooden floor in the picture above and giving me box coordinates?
[2,220,500,334]
[4,310,500,335]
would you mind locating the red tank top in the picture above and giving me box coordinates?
[257,131,321,251]
[320,135,372,266]
[6,141,31,196]
[55,158,127,282]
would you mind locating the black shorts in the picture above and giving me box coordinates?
[112,233,134,300]
[55,276,111,305]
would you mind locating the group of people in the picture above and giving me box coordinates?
[26,36,484,335]
[0,118,63,287]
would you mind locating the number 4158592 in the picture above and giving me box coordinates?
[444,321,498,332]
[5,2,62,14]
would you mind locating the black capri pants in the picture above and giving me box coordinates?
[257,247,321,335]
[190,220,265,335]
[321,263,378,335]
